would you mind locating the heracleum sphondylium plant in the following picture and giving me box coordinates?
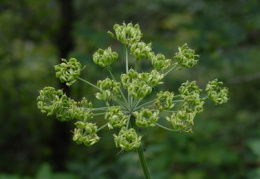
[37,22,228,178]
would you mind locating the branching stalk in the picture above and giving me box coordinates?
[78,77,99,90]
[156,123,179,132]
[164,62,178,76]
[97,123,108,132]
[107,68,128,105]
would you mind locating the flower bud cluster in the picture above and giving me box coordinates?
[179,81,204,113]
[148,53,172,72]
[206,79,229,105]
[55,58,82,86]
[130,42,152,59]
[164,81,206,132]
[38,22,229,152]
[108,23,142,45]
[93,47,118,67]
[133,108,159,128]
[96,78,121,100]
[113,127,142,151]
[37,87,93,122]
[73,121,100,146]
[105,106,128,129]
[121,69,164,99]
[153,91,175,111]
[166,110,196,133]
[174,43,199,69]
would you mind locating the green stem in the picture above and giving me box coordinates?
[135,99,154,110]
[125,45,129,74]
[162,110,177,113]
[137,144,151,179]
[97,123,108,132]
[156,123,179,132]
[89,107,110,111]
[93,112,106,116]
[77,77,99,90]
[125,46,130,105]
[172,99,184,103]
[130,116,151,179]
[113,97,129,111]
[132,98,142,109]
[164,62,178,77]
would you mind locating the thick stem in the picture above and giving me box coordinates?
[130,116,151,179]
[137,145,151,179]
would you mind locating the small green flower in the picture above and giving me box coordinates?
[55,58,82,86]
[73,122,100,146]
[105,106,128,129]
[37,87,93,122]
[154,91,175,111]
[179,81,205,113]
[133,108,159,128]
[113,127,142,151]
[130,42,152,59]
[179,81,202,97]
[108,22,142,45]
[96,78,121,100]
[93,47,118,67]
[121,69,163,99]
[174,43,199,69]
[182,93,205,113]
[206,79,229,105]
[166,110,196,133]
[148,53,172,71]
[139,70,164,87]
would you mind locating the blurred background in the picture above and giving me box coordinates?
[1,0,260,178]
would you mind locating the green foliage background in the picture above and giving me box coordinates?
[1,0,260,178]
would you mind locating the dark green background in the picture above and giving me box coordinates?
[1,0,260,178]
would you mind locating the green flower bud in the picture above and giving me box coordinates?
[74,121,85,129]
[182,93,205,113]
[73,122,100,146]
[96,78,121,100]
[93,47,118,67]
[113,127,142,151]
[154,91,175,111]
[121,69,163,99]
[147,70,164,86]
[108,23,142,46]
[206,79,229,105]
[148,53,172,71]
[130,42,152,59]
[37,87,93,122]
[105,106,128,129]
[166,110,196,133]
[179,81,205,113]
[179,81,202,97]
[128,80,152,99]
[121,69,138,88]
[133,108,159,128]
[73,128,83,144]
[174,43,199,68]
[55,58,82,86]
